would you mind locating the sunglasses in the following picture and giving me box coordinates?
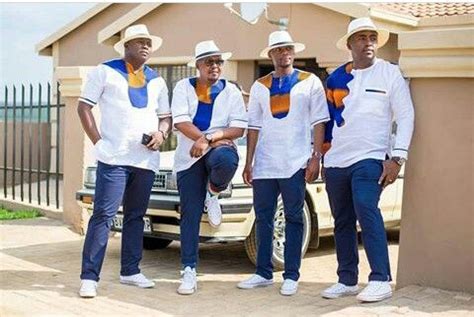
[203,58,225,67]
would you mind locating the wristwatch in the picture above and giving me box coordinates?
[391,156,406,166]
[205,133,213,143]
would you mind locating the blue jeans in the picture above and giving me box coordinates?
[177,145,239,269]
[325,159,392,286]
[80,161,155,281]
[253,169,306,281]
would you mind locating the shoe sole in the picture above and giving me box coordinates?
[79,292,96,298]
[237,281,274,289]
[177,286,197,295]
[357,292,392,302]
[280,289,297,296]
[120,280,155,288]
[321,290,359,299]
[208,219,221,228]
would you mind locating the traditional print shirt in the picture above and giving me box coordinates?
[324,58,415,168]
[171,78,248,172]
[79,59,171,173]
[247,69,329,179]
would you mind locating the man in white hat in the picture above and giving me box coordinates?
[171,40,247,295]
[237,31,329,296]
[321,17,414,302]
[77,24,172,298]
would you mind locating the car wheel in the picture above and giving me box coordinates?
[244,198,312,271]
[143,236,173,250]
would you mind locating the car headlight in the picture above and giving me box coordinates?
[84,166,97,187]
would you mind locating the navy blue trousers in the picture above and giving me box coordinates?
[325,159,392,286]
[177,145,239,269]
[80,161,155,281]
[253,169,306,281]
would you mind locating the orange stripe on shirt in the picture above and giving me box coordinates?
[126,62,146,88]
[270,94,290,115]
[257,73,273,89]
[326,89,334,104]
[195,81,212,104]
[333,89,349,108]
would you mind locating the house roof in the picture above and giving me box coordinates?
[36,3,112,55]
[36,2,474,56]
[371,2,474,18]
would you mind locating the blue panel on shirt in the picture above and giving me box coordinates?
[103,59,158,109]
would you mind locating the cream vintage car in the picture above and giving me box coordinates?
[76,139,403,270]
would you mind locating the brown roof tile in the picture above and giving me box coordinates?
[370,2,474,18]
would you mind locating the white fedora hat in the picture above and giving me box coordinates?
[113,24,163,56]
[187,40,232,67]
[336,17,390,51]
[259,30,305,58]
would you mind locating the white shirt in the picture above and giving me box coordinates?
[324,58,415,168]
[171,78,248,173]
[248,69,329,179]
[79,59,171,173]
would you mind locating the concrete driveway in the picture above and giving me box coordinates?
[0,217,472,316]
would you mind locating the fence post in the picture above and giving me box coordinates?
[56,66,96,234]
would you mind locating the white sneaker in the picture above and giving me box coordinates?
[205,193,222,228]
[120,273,155,288]
[356,281,392,302]
[177,266,197,295]
[280,279,298,296]
[237,274,274,289]
[321,283,359,299]
[79,279,97,298]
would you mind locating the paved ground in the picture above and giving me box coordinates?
[0,217,472,316]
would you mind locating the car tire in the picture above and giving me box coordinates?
[143,236,173,250]
[244,198,312,271]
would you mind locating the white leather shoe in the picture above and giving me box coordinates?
[321,283,359,299]
[79,279,97,298]
[177,267,197,295]
[280,279,298,296]
[237,274,273,289]
[205,194,222,228]
[120,273,155,288]
[356,281,392,302]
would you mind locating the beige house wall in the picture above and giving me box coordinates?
[397,78,474,292]
[58,3,139,67]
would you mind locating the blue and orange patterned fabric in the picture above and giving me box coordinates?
[258,69,311,119]
[103,59,158,109]
[323,62,354,154]
[189,77,226,131]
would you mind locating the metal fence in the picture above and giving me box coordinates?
[1,83,64,209]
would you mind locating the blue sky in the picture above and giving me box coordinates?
[0,2,97,88]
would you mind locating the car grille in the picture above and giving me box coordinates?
[153,170,177,193]
[154,172,168,191]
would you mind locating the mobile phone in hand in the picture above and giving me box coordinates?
[141,133,152,145]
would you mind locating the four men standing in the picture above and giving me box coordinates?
[77,17,414,302]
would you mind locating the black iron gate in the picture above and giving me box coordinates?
[1,83,64,209]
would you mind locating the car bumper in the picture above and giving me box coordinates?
[76,188,255,242]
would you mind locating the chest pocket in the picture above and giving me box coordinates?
[360,87,390,117]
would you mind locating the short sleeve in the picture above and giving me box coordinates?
[156,78,171,118]
[247,83,263,130]
[171,79,192,125]
[309,75,330,127]
[228,86,248,128]
[78,65,106,106]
